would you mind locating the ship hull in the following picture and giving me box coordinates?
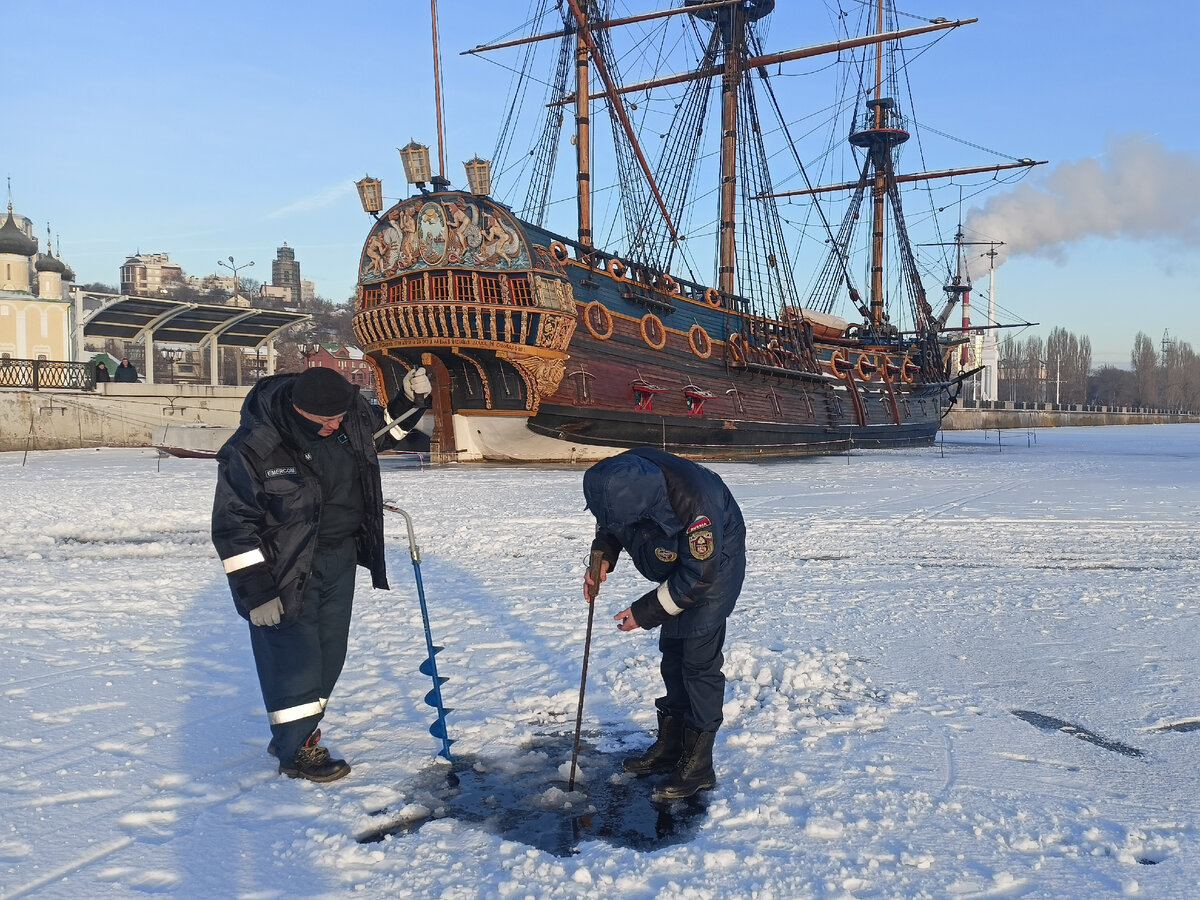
[440,407,938,463]
[352,192,956,463]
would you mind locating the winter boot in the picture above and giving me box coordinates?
[278,731,350,783]
[652,727,716,801]
[268,728,319,759]
[623,710,685,775]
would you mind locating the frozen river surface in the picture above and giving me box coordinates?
[2,424,1198,899]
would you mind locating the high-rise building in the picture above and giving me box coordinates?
[271,243,302,306]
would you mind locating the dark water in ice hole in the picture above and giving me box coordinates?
[357,731,708,856]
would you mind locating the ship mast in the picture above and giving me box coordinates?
[717,14,740,296]
[846,0,909,331]
[688,0,772,295]
[565,0,680,250]
[574,2,592,248]
[431,0,448,183]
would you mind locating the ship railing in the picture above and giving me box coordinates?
[853,109,909,135]
[549,237,729,309]
[361,269,544,311]
[355,300,570,353]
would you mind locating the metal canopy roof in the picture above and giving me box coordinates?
[83,295,309,347]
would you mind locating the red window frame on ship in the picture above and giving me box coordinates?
[480,276,502,304]
[408,275,426,302]
[455,273,473,302]
[430,273,451,302]
[510,278,533,307]
[632,379,666,412]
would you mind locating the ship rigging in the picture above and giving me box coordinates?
[349,0,1045,461]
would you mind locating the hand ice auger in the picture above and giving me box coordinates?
[383,502,454,761]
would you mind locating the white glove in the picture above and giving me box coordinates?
[402,366,432,402]
[249,597,283,627]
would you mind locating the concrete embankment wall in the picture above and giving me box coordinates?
[0,385,250,452]
[942,404,1199,431]
[4,387,1197,452]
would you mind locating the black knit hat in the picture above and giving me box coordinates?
[292,367,356,416]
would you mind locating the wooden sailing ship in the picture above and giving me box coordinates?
[351,0,1043,461]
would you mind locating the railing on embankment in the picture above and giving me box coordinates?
[943,400,1200,431]
[0,385,250,452]
[0,359,96,391]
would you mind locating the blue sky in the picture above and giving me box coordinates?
[8,1,1196,366]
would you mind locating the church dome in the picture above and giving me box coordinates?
[0,209,38,256]
[35,252,66,274]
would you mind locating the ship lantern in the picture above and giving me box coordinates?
[355,175,383,218]
[398,140,432,185]
[464,156,492,196]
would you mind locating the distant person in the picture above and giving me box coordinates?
[113,357,138,382]
[582,447,746,801]
[94,362,110,383]
[211,365,431,782]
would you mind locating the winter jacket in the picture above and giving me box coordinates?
[113,362,138,382]
[211,373,416,624]
[584,447,746,638]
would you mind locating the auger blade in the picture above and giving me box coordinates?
[382,503,455,762]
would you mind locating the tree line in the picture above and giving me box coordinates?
[998,329,1200,412]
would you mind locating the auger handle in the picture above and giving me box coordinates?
[383,502,420,563]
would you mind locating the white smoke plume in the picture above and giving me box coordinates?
[964,133,1200,267]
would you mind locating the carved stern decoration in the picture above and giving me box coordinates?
[352,192,577,433]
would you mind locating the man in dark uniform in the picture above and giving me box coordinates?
[582,447,746,801]
[212,365,429,782]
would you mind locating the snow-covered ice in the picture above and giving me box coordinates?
[2,424,1198,898]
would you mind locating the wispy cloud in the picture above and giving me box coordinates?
[264,181,356,219]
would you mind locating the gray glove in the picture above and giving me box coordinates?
[249,597,283,627]
[402,366,431,401]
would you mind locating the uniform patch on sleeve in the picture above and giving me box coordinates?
[655,547,678,562]
[686,516,714,560]
[265,466,299,478]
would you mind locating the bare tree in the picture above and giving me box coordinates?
[1161,339,1199,412]
[1045,328,1092,405]
[1077,336,1092,404]
[1022,336,1045,402]
[1089,365,1135,407]
[1131,332,1158,408]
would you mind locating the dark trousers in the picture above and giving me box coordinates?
[249,539,357,763]
[657,623,726,734]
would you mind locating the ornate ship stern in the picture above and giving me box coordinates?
[352,190,579,460]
